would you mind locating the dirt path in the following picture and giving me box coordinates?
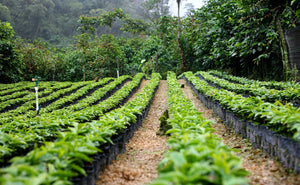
[128,79,149,101]
[96,80,169,185]
[178,79,300,185]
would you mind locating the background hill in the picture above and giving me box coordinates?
[0,0,147,47]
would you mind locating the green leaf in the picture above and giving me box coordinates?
[169,152,186,169]
[50,170,77,178]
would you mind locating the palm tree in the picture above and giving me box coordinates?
[176,0,185,73]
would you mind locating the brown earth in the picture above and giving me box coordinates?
[96,80,169,185]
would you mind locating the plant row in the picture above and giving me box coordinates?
[197,71,300,103]
[0,74,143,165]
[66,76,130,112]
[183,72,300,142]
[151,71,248,185]
[39,77,113,113]
[0,81,75,114]
[0,83,38,97]
[0,82,67,104]
[209,70,300,90]
[0,81,72,97]
[0,73,160,185]
[0,76,131,124]
[0,81,31,92]
[0,91,31,103]
[0,81,91,116]
[184,72,300,173]
[52,73,143,123]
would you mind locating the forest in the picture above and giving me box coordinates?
[0,0,299,83]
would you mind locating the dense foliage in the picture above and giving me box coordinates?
[183,0,299,80]
[0,0,299,83]
[0,22,23,82]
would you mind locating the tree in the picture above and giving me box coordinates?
[95,34,126,78]
[184,3,195,17]
[0,3,11,22]
[185,0,299,80]
[0,21,23,83]
[176,0,185,73]
[142,0,171,22]
[78,8,150,36]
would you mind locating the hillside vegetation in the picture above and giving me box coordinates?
[0,0,299,83]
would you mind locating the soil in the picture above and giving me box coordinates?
[127,79,148,101]
[96,79,300,185]
[96,80,169,185]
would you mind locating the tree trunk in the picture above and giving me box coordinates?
[52,63,56,81]
[156,53,159,72]
[177,0,185,73]
[83,65,86,81]
[277,19,290,81]
[285,26,300,81]
[117,59,120,78]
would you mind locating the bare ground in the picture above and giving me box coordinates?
[127,79,148,101]
[96,80,169,185]
[178,79,300,185]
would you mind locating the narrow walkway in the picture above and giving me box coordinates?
[127,79,149,101]
[96,80,169,185]
[178,79,300,185]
